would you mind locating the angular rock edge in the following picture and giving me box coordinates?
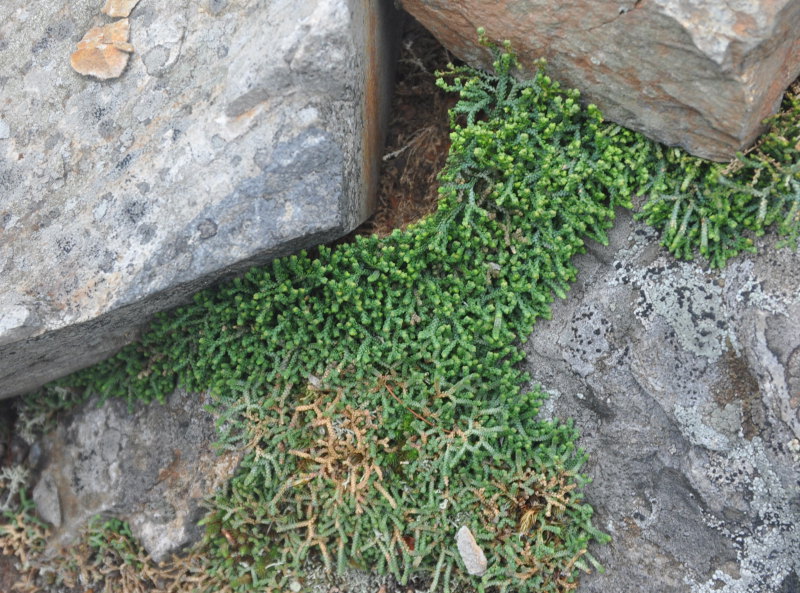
[0,0,401,398]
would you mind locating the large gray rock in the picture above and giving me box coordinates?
[524,211,800,592]
[32,388,241,562]
[399,0,800,161]
[0,0,400,398]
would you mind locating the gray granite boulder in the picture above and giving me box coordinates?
[524,211,800,593]
[0,0,400,398]
[32,388,241,562]
[399,0,800,161]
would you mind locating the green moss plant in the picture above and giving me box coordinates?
[637,80,800,266]
[26,38,633,593]
[22,34,800,593]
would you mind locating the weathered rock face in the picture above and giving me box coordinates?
[0,0,400,398]
[400,0,800,161]
[32,388,240,562]
[523,211,800,592]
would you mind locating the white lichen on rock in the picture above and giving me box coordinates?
[0,465,30,512]
[688,439,799,593]
[632,259,729,360]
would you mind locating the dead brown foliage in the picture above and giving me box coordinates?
[367,19,455,236]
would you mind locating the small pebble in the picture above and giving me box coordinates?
[456,525,488,576]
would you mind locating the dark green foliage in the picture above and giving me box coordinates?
[637,82,800,267]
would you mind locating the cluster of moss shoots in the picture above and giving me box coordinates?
[3,36,799,593]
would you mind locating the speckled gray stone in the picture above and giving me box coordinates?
[0,0,400,398]
[32,473,61,528]
[33,388,241,562]
[524,211,800,593]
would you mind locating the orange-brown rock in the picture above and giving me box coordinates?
[400,0,800,161]
[70,19,134,80]
[101,0,141,18]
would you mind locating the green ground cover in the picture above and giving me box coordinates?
[7,36,799,593]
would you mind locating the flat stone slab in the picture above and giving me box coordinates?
[0,0,399,398]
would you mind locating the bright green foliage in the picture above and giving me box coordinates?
[174,40,635,592]
[637,83,800,267]
[26,36,798,593]
[29,40,635,593]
